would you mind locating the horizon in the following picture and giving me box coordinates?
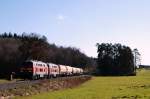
[0,0,150,65]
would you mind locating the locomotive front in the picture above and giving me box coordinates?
[20,61,34,79]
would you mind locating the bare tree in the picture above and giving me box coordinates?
[133,48,141,68]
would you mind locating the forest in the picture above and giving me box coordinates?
[0,32,96,78]
[96,43,136,76]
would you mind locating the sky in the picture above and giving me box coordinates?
[0,0,150,65]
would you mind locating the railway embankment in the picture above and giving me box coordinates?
[0,75,91,99]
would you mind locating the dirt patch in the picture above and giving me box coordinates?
[112,95,144,99]
[127,84,150,89]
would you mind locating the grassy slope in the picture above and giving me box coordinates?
[0,79,10,84]
[17,69,150,99]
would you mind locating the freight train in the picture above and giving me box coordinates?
[20,60,83,79]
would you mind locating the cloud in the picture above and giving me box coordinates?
[57,14,65,21]
[56,14,66,24]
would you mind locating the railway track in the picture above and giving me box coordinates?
[0,80,40,91]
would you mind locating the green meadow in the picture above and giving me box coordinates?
[18,69,150,99]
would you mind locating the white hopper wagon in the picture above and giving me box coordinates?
[58,65,67,76]
[66,66,73,76]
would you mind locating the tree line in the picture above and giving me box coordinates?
[0,32,96,77]
[96,43,137,76]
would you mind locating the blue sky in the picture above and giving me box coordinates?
[0,0,150,64]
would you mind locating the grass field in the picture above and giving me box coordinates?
[17,69,150,99]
